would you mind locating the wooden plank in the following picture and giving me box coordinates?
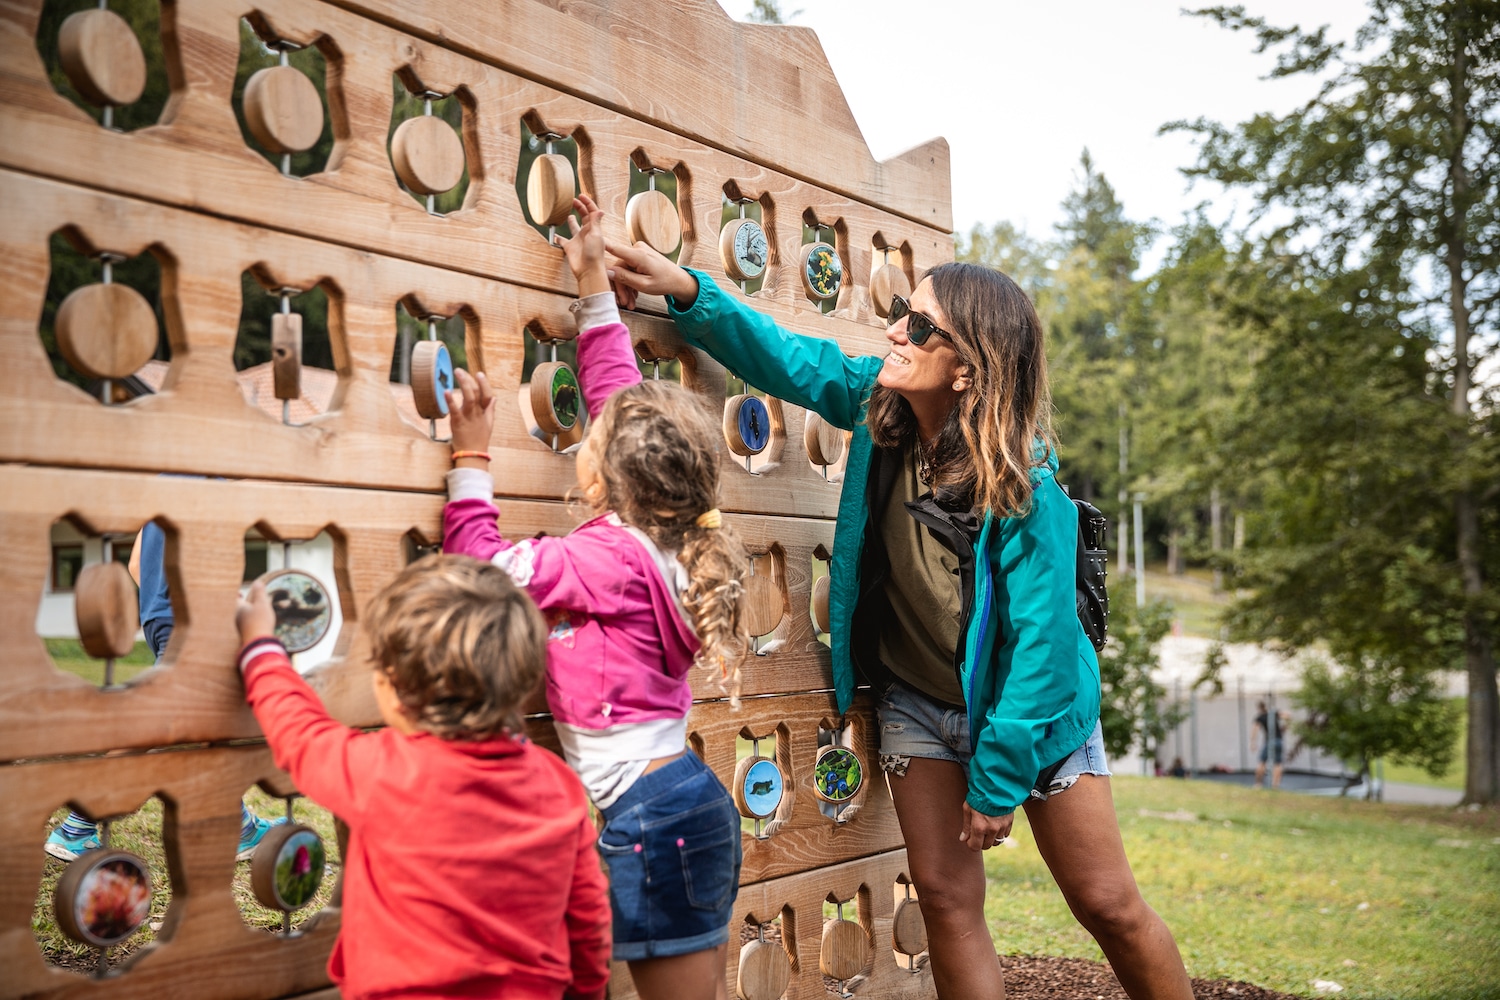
[0,0,952,312]
[0,466,853,761]
[0,170,878,518]
[0,746,337,1000]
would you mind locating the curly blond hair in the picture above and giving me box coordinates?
[582,380,748,701]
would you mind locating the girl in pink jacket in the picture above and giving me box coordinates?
[442,195,745,1000]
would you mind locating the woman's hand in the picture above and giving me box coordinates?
[959,802,1014,852]
[554,194,611,298]
[446,367,495,466]
[236,579,276,646]
[605,238,699,305]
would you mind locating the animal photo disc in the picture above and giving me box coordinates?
[720,218,768,282]
[734,756,785,820]
[411,340,454,419]
[251,823,326,912]
[734,395,772,456]
[261,568,333,653]
[530,361,580,435]
[54,848,153,948]
[813,745,862,803]
[800,241,843,302]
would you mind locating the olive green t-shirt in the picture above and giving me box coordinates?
[877,442,965,705]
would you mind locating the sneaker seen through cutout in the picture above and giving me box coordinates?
[237,814,287,862]
[44,826,103,863]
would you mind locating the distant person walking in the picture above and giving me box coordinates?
[1252,701,1287,789]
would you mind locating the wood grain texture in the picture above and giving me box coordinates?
[408,339,450,419]
[525,153,576,227]
[869,262,912,320]
[389,113,465,196]
[736,938,791,1000]
[56,8,146,107]
[54,281,159,380]
[821,917,868,981]
[243,65,324,156]
[625,188,681,254]
[74,561,140,659]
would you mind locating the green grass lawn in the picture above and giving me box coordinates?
[45,638,157,686]
[1138,563,1230,638]
[1378,699,1468,792]
[988,776,1499,999]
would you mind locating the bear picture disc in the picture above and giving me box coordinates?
[735,756,785,820]
[261,569,333,654]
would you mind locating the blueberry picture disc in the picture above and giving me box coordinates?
[261,568,333,654]
[736,395,771,454]
[813,745,863,804]
[54,848,152,948]
[251,823,326,912]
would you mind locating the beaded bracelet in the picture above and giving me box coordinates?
[451,450,492,463]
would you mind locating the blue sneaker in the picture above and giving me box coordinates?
[236,814,286,862]
[45,827,102,862]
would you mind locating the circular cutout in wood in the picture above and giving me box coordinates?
[870,261,912,319]
[723,394,771,457]
[810,573,831,634]
[802,411,845,467]
[243,64,324,156]
[733,755,785,820]
[719,218,768,282]
[819,917,866,981]
[526,153,576,227]
[800,241,843,302]
[625,189,682,255]
[259,568,333,654]
[530,360,581,435]
[736,937,791,1000]
[55,281,158,381]
[58,9,146,108]
[251,823,326,912]
[391,114,466,196]
[813,744,863,804]
[54,847,153,948]
[892,896,928,956]
[75,561,140,660]
[410,340,454,419]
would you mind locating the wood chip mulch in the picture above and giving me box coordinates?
[995,955,1300,1000]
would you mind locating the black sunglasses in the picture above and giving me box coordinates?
[887,294,952,346]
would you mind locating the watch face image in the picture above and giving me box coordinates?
[803,242,843,301]
[733,220,768,279]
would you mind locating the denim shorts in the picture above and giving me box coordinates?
[596,751,741,960]
[877,681,1111,801]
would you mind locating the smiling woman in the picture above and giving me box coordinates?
[605,240,1196,1000]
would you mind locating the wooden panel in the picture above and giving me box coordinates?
[0,746,337,1000]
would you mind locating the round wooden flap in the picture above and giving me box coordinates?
[736,937,791,1000]
[810,573,831,634]
[55,281,158,381]
[260,568,333,654]
[391,114,466,196]
[802,411,845,467]
[251,823,326,912]
[723,394,771,457]
[800,241,844,302]
[740,569,783,638]
[526,153,576,227]
[75,561,140,660]
[530,361,581,436]
[813,744,863,804]
[820,917,866,981]
[54,847,153,948]
[410,340,454,419]
[243,64,324,156]
[870,262,912,319]
[625,189,682,254]
[892,896,928,956]
[58,9,146,108]
[719,218,769,282]
[733,755,785,820]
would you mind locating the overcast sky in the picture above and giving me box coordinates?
[718,0,1372,260]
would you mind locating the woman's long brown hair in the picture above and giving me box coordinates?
[865,262,1053,516]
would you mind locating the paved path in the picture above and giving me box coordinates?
[1380,781,1463,807]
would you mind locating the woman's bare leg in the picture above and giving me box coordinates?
[1024,775,1192,999]
[887,756,1006,999]
[628,942,729,1000]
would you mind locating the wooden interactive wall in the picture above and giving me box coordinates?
[0,1,952,997]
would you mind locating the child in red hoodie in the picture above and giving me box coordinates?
[236,555,611,1000]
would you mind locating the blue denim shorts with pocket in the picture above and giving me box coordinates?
[596,751,741,960]
[877,681,1111,801]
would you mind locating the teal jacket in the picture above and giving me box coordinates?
[669,272,1100,816]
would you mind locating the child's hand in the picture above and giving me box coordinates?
[447,368,495,464]
[236,579,276,645]
[554,194,610,298]
[605,238,699,305]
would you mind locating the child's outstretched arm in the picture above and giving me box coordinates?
[555,194,641,418]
